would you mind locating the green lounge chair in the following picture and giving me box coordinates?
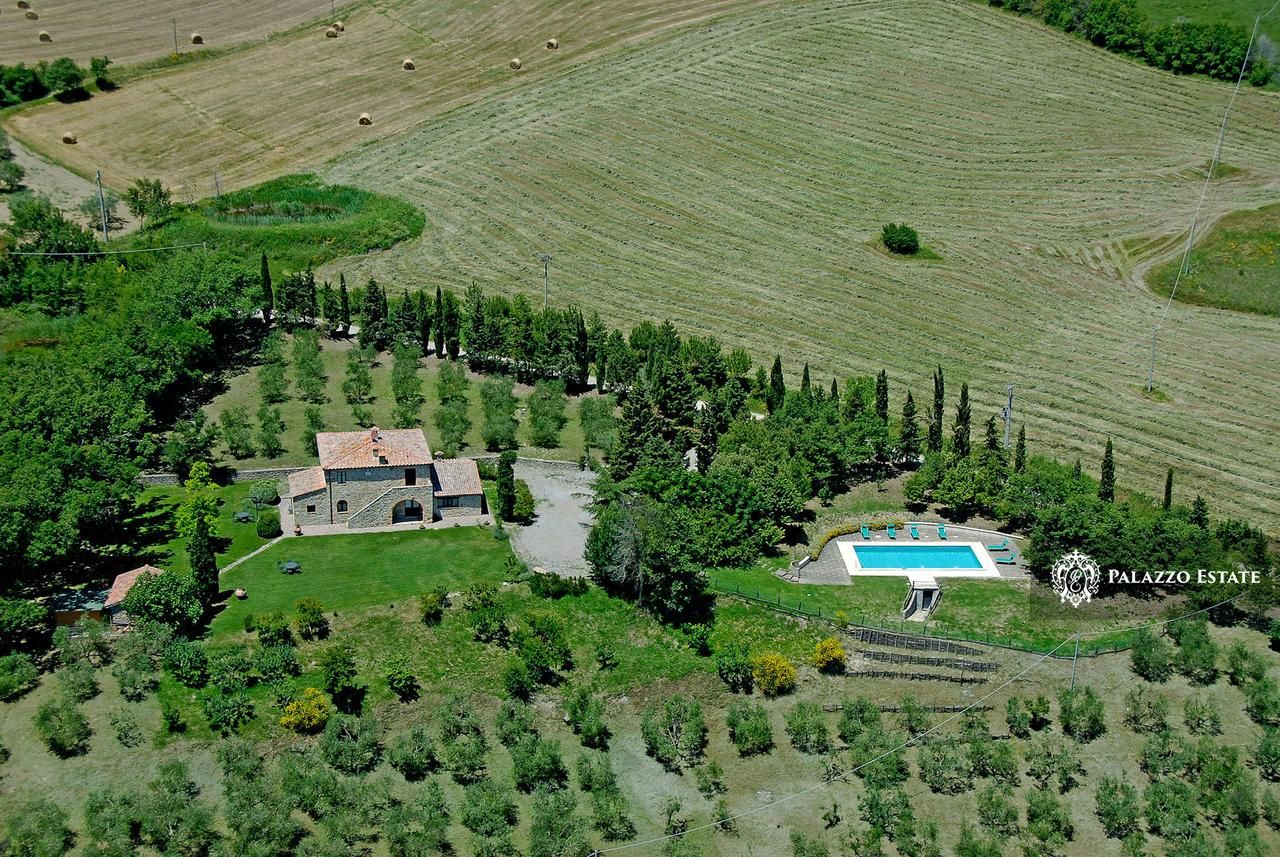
[887,524,897,539]
[910,524,920,539]
[860,525,871,539]
[995,554,1018,565]
[987,539,1009,551]
[937,524,947,540]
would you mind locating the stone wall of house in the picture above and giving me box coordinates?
[347,485,433,528]
[328,465,430,526]
[435,494,484,519]
[292,488,330,528]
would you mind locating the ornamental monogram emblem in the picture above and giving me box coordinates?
[1051,550,1101,609]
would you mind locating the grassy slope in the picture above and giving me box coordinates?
[319,0,1280,526]
[1148,201,1280,316]
[134,481,273,573]
[1135,0,1280,44]
[204,336,589,468]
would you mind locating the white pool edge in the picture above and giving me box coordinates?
[836,540,1001,580]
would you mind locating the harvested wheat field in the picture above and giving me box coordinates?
[315,0,1280,523]
[8,0,777,197]
[0,0,358,65]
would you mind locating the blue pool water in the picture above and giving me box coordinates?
[852,544,983,569]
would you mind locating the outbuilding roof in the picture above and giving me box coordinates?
[288,466,327,498]
[105,565,164,609]
[432,458,484,497]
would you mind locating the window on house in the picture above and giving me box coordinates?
[334,471,346,484]
[337,501,348,513]
[306,504,316,513]
[440,496,459,508]
[405,468,416,486]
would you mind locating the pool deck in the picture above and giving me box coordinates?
[793,522,1028,586]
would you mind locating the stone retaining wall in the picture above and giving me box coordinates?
[138,466,309,488]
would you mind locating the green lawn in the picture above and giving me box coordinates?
[1148,201,1280,316]
[203,336,593,470]
[1135,0,1280,45]
[211,527,508,639]
[136,482,273,574]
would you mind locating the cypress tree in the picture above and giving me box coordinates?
[984,415,1000,453]
[1163,468,1174,512]
[433,284,446,357]
[929,366,944,453]
[260,253,273,326]
[1190,495,1209,528]
[338,274,351,336]
[952,382,970,458]
[1072,458,1082,480]
[1014,424,1026,473]
[800,363,811,395]
[1099,438,1115,502]
[875,369,889,425]
[573,309,590,389]
[416,290,431,357]
[188,517,219,607]
[830,378,838,401]
[899,391,921,463]
[497,451,517,521]
[443,292,461,359]
[767,355,786,413]
[359,278,387,351]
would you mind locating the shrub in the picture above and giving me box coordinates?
[464,584,509,645]
[208,647,253,693]
[1226,641,1267,686]
[1005,697,1031,738]
[695,760,726,799]
[898,696,931,737]
[1144,779,1198,841]
[123,571,203,633]
[255,644,300,683]
[512,479,536,523]
[751,651,796,698]
[785,701,832,754]
[203,690,254,734]
[0,597,50,655]
[294,598,329,640]
[1027,694,1052,730]
[2,798,73,857]
[976,785,1019,837]
[164,639,209,687]
[512,610,572,684]
[510,733,567,792]
[110,709,143,747]
[318,645,357,695]
[1246,677,1280,727]
[812,637,846,674]
[462,780,519,836]
[595,639,618,670]
[1172,622,1219,685]
[388,723,438,781]
[502,657,534,701]
[1123,686,1169,733]
[34,697,92,756]
[641,698,707,772]
[577,751,619,793]
[919,735,973,794]
[1026,789,1074,847]
[1258,728,1280,781]
[495,699,537,747]
[248,481,280,507]
[565,686,609,748]
[1095,774,1141,839]
[0,652,39,701]
[1059,686,1106,742]
[280,687,330,733]
[256,508,282,538]
[419,587,449,625]
[838,696,881,743]
[113,662,157,703]
[1129,628,1173,683]
[321,714,382,774]
[714,642,752,693]
[1026,735,1085,792]
[1184,693,1222,735]
[725,700,773,756]
[56,659,99,702]
[684,623,712,656]
[881,222,920,254]
[386,655,420,702]
[528,573,588,599]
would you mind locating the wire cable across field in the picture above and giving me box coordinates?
[8,241,208,257]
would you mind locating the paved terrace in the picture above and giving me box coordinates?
[794,522,1028,586]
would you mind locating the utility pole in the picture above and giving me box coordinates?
[172,19,178,54]
[1146,330,1157,392]
[1001,384,1014,450]
[94,170,109,242]
[539,252,552,310]
[331,0,337,17]
[213,167,222,197]
[1069,633,1081,692]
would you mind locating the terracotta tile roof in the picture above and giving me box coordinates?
[316,428,433,470]
[288,466,327,498]
[432,458,484,497]
[105,566,163,609]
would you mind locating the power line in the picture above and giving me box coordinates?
[9,242,207,257]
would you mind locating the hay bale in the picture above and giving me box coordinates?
[17,0,30,8]
[333,20,345,32]
[38,29,51,42]
[357,112,372,126]
[546,38,559,50]
[402,58,415,70]
[190,33,204,45]
[509,57,521,70]
[25,9,37,19]
[61,131,77,144]
[324,26,338,38]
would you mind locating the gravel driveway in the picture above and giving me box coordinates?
[508,460,597,577]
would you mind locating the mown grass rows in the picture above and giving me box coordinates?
[324,0,1280,520]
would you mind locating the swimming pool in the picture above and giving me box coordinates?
[853,544,983,569]
[836,540,1000,578]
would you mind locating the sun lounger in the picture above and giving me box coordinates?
[987,539,1009,551]
[937,524,947,540]
[995,554,1018,565]
[910,524,920,539]
[887,525,897,539]
[861,525,871,539]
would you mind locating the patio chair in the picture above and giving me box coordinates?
[860,525,871,539]
[986,539,1010,551]
[995,553,1018,565]
[887,524,897,539]
[937,523,947,540]
[910,524,920,539]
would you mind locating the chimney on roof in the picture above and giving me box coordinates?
[370,426,379,441]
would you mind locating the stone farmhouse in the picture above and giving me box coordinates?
[288,427,484,529]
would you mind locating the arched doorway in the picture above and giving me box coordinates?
[392,498,424,523]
